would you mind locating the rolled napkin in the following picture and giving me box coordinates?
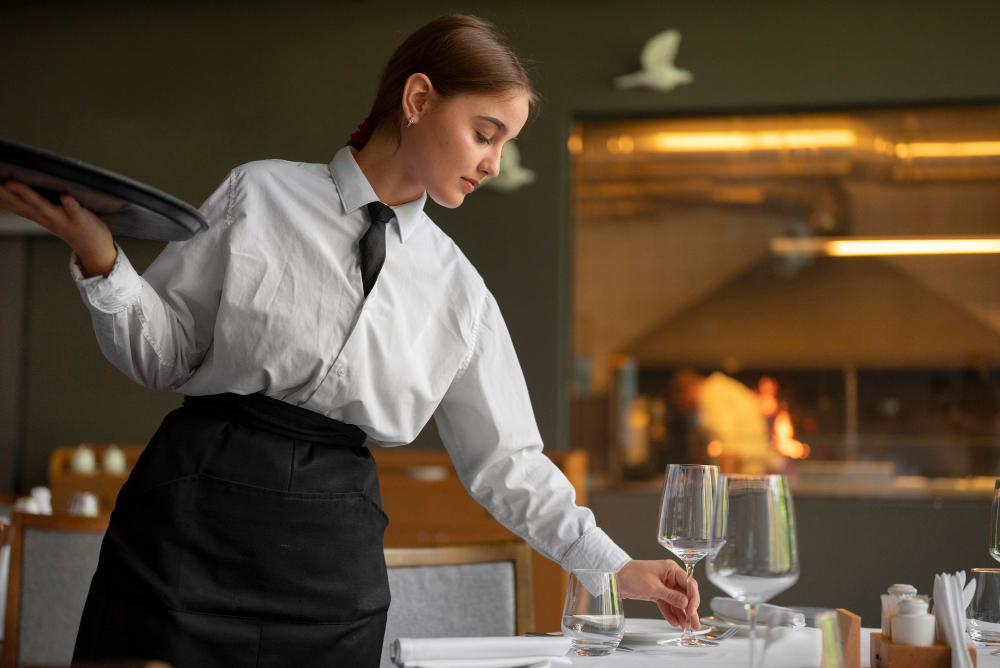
[932,571,974,668]
[390,637,572,668]
[710,597,806,628]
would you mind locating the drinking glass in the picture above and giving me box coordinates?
[561,569,625,656]
[967,568,1000,646]
[707,474,800,668]
[990,481,1000,563]
[656,464,720,646]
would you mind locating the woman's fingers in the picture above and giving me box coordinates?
[656,599,682,627]
[0,183,39,220]
[4,181,67,227]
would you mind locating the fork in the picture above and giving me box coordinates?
[703,626,739,641]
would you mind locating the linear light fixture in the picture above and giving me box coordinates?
[895,141,1000,159]
[642,129,857,153]
[771,236,1000,256]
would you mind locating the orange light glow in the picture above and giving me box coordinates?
[756,376,780,418]
[773,410,811,459]
[707,440,724,458]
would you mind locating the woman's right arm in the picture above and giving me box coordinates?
[0,172,236,390]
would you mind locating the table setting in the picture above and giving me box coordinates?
[388,471,1000,668]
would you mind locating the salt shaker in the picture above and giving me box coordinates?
[881,583,917,639]
[891,598,935,646]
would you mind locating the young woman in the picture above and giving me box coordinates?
[0,14,700,667]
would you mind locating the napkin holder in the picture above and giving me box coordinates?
[870,633,977,668]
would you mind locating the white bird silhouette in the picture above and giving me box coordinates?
[615,29,693,92]
[481,141,535,193]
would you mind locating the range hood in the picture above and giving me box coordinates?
[628,255,1000,370]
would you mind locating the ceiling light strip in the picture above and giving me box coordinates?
[770,236,1000,256]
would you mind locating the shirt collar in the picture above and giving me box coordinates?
[329,146,427,243]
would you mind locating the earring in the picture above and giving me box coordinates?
[406,116,414,128]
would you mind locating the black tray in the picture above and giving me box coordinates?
[0,139,208,241]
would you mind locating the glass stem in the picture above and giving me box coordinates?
[681,562,695,640]
[746,602,757,668]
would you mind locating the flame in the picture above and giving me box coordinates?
[756,376,780,418]
[773,410,811,459]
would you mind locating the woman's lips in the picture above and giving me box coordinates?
[461,177,479,193]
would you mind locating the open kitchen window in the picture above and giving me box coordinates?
[570,105,1000,493]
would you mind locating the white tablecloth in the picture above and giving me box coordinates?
[565,626,1000,667]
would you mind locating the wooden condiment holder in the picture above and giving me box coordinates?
[870,632,977,668]
[837,609,862,668]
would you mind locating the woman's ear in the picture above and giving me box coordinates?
[401,73,434,124]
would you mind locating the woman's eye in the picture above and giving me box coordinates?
[476,133,491,146]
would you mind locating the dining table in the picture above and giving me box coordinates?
[562,625,1000,667]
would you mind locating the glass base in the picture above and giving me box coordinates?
[658,635,720,647]
[570,639,620,656]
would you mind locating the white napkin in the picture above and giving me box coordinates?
[932,571,974,668]
[710,597,806,628]
[390,637,572,668]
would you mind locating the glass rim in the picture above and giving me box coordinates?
[720,473,786,480]
[972,568,1000,574]
[666,464,719,470]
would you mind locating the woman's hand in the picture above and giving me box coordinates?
[616,559,701,629]
[0,181,116,278]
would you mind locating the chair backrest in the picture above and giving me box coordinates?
[1,512,109,668]
[379,541,534,668]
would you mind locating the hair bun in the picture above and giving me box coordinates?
[348,117,375,150]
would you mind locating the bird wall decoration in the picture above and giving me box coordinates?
[480,141,536,193]
[615,29,693,92]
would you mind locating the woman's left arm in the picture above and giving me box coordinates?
[433,290,699,628]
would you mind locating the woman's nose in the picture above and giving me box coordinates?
[481,157,500,179]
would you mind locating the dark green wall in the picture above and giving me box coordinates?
[3,0,999,489]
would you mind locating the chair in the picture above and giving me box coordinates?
[1,512,109,668]
[373,448,588,631]
[380,541,534,668]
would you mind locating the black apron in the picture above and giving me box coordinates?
[73,393,391,668]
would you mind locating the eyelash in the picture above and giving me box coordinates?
[476,133,491,146]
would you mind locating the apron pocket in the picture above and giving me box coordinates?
[110,472,390,624]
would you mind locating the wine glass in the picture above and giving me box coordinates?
[989,480,1000,562]
[707,474,800,668]
[656,464,720,647]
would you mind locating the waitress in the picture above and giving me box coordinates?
[0,14,699,668]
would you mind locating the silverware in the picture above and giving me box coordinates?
[703,625,739,641]
[524,632,633,652]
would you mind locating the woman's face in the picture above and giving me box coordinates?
[402,88,531,208]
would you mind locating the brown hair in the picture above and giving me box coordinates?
[348,14,539,150]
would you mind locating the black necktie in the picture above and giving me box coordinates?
[360,201,394,298]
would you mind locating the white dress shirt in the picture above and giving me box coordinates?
[70,146,630,574]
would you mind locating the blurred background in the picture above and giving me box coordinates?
[2,0,1000,628]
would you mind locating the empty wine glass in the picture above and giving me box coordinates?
[657,464,720,647]
[989,480,1000,562]
[707,474,800,668]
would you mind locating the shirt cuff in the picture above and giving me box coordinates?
[69,243,142,313]
[558,526,632,574]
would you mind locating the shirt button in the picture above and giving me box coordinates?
[337,367,346,377]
